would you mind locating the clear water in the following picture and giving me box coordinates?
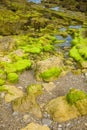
[55,34,72,49]
[50,7,60,11]
[69,25,82,29]
[28,0,41,3]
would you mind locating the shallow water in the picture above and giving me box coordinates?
[69,25,82,29]
[50,7,60,11]
[27,0,41,3]
[55,34,72,49]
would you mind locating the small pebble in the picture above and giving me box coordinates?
[42,118,52,126]
[58,128,63,130]
[58,124,62,128]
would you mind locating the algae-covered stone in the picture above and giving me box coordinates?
[66,88,87,105]
[0,69,6,80]
[45,96,80,122]
[0,79,5,86]
[15,59,32,72]
[21,122,50,130]
[4,59,31,73]
[43,44,54,52]
[40,67,62,82]
[7,73,19,83]
[45,89,87,122]
[69,46,83,62]
[35,56,63,81]
[21,45,42,54]
[5,63,17,73]
[12,84,43,118]
[12,94,42,118]
[0,86,8,93]
[27,84,43,96]
[4,85,24,103]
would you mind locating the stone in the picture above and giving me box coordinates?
[20,122,50,130]
[42,82,56,93]
[45,89,87,122]
[12,94,42,118]
[4,85,24,103]
[45,96,80,122]
[35,56,64,81]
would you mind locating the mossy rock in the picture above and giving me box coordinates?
[40,67,62,82]
[0,79,5,86]
[7,73,19,83]
[27,84,43,96]
[4,85,24,103]
[4,63,17,73]
[43,44,54,52]
[66,88,87,105]
[0,85,9,92]
[45,88,87,122]
[69,46,83,62]
[4,59,31,73]
[15,59,32,72]
[12,94,42,118]
[0,69,6,79]
[21,45,42,54]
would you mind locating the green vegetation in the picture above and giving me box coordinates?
[40,67,62,82]
[66,88,87,105]
[0,79,5,86]
[7,73,19,83]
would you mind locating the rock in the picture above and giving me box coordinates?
[35,56,64,82]
[7,73,19,83]
[12,84,43,118]
[45,96,80,122]
[45,89,87,122]
[4,85,23,103]
[0,36,16,51]
[42,118,52,126]
[42,82,56,93]
[20,122,50,130]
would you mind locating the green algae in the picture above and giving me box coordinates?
[0,79,5,86]
[21,45,42,54]
[43,44,54,52]
[7,73,19,83]
[15,59,32,72]
[40,67,62,82]
[66,88,87,105]
[4,59,31,73]
[0,69,6,80]
[69,46,83,62]
[0,85,9,92]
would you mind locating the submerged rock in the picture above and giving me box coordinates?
[45,89,87,122]
[21,122,50,130]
